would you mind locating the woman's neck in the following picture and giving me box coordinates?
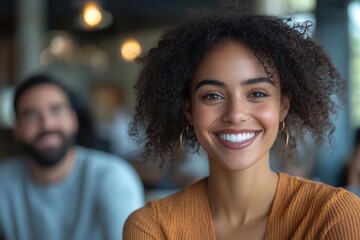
[206,157,278,225]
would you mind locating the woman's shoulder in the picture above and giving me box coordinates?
[140,178,208,214]
[280,172,357,196]
[124,178,213,239]
[267,173,360,238]
[277,172,360,216]
[279,172,359,199]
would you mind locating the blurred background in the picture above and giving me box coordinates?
[0,0,359,199]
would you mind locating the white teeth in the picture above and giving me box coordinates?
[219,132,256,143]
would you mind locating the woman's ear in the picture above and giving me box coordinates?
[280,94,291,121]
[182,100,193,123]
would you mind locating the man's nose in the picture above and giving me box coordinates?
[39,112,56,130]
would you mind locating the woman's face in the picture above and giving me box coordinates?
[184,41,289,171]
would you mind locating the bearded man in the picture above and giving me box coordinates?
[0,73,144,240]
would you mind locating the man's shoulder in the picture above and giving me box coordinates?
[78,146,126,165]
[76,146,144,202]
[0,156,25,174]
[0,156,26,185]
[76,146,139,178]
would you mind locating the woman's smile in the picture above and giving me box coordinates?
[214,130,260,149]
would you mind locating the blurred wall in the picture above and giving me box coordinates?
[314,0,351,186]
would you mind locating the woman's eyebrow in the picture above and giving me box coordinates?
[195,77,275,91]
[195,79,225,90]
[241,77,275,86]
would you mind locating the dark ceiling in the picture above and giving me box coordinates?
[0,0,249,37]
[51,0,224,35]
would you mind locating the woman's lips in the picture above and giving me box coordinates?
[218,132,256,142]
[214,130,260,149]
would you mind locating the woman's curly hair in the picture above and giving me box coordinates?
[130,10,345,161]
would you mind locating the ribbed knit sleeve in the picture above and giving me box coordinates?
[123,203,165,240]
[266,173,360,239]
[320,190,360,239]
[124,174,360,240]
[123,179,216,240]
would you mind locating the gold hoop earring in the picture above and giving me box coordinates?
[273,121,289,154]
[279,121,285,134]
[180,125,189,151]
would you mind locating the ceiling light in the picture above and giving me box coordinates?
[83,1,102,27]
[75,1,113,31]
[120,39,142,62]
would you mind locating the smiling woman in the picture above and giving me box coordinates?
[124,10,360,240]
[184,41,287,173]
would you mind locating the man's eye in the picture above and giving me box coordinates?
[23,112,40,123]
[52,107,62,116]
[51,105,68,117]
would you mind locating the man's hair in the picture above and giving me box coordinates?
[13,73,72,118]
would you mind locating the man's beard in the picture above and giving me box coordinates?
[21,131,75,168]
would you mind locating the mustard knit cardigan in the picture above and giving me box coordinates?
[124,173,360,239]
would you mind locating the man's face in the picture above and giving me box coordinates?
[15,84,78,167]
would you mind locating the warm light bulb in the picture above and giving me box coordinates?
[120,39,142,62]
[83,2,103,27]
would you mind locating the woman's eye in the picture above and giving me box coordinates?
[249,91,268,98]
[202,93,224,101]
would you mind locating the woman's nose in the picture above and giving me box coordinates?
[222,99,250,124]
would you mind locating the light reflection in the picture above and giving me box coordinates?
[349,1,360,37]
[49,34,75,59]
[82,45,109,70]
[120,39,142,62]
[39,48,53,66]
[82,1,103,28]
[76,1,113,31]
[0,88,14,128]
